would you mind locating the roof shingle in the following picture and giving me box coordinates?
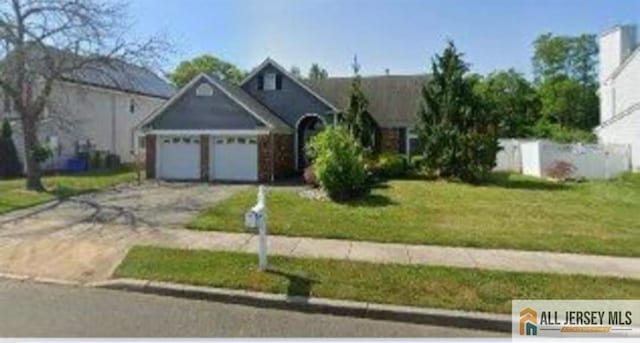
[306,75,427,127]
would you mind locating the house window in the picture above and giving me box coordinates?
[264,72,277,91]
[137,136,146,149]
[196,83,214,96]
[406,128,420,157]
[129,98,136,114]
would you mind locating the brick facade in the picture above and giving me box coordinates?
[380,128,401,153]
[200,135,209,181]
[145,134,156,179]
[258,133,294,182]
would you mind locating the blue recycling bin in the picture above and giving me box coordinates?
[64,158,88,173]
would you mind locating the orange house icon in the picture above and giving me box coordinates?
[520,307,538,336]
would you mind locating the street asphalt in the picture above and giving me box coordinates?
[0,279,504,338]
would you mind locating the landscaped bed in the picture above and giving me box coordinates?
[0,169,138,215]
[116,246,640,314]
[189,172,640,257]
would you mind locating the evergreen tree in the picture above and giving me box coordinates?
[416,42,499,182]
[0,119,22,178]
[308,63,328,80]
[339,56,377,150]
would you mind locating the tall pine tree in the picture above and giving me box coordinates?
[340,55,377,150]
[416,42,499,182]
[0,119,22,178]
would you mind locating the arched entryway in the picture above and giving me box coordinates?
[296,114,326,170]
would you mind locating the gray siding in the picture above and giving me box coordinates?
[242,64,332,126]
[149,79,265,130]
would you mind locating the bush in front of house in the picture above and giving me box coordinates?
[0,119,22,178]
[105,153,121,169]
[306,126,369,201]
[369,152,408,179]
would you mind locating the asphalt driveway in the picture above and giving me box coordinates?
[0,182,247,282]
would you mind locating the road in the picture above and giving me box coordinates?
[0,279,504,337]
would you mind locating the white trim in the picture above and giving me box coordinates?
[405,128,418,158]
[294,113,327,171]
[241,58,339,112]
[150,129,270,136]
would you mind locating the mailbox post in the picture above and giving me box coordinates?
[245,185,268,271]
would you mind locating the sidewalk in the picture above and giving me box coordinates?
[1,218,638,282]
[150,229,640,280]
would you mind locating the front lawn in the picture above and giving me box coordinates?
[189,173,640,257]
[116,246,640,314]
[0,169,138,215]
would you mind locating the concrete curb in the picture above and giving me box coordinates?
[91,278,512,332]
[0,272,81,287]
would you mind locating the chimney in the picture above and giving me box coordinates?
[599,24,637,83]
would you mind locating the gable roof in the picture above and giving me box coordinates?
[306,75,427,127]
[207,74,290,130]
[63,59,175,99]
[241,58,339,112]
[136,73,290,132]
[4,45,174,99]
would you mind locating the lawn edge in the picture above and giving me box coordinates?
[90,278,512,332]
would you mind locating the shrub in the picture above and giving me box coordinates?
[303,165,319,188]
[369,152,407,178]
[31,144,53,164]
[0,119,22,178]
[410,155,427,171]
[89,151,105,170]
[545,160,576,181]
[306,126,369,201]
[105,153,121,169]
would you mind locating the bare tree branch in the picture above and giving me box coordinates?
[0,0,172,190]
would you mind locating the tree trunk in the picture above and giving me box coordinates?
[21,112,44,192]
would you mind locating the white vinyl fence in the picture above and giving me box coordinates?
[519,140,631,179]
[495,139,528,172]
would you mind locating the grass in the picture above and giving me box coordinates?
[189,172,640,257]
[116,246,640,314]
[0,168,138,215]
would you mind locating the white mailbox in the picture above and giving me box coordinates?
[244,210,258,229]
[245,186,268,271]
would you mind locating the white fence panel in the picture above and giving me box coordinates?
[521,140,631,179]
[495,139,523,172]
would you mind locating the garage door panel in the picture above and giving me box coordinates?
[211,137,258,181]
[158,136,201,180]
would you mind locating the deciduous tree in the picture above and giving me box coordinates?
[0,0,169,190]
[474,69,541,137]
[169,54,244,86]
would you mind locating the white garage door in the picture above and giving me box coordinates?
[158,136,201,180]
[211,137,258,181]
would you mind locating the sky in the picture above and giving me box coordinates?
[127,0,640,78]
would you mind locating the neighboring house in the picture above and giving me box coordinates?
[137,58,425,182]
[596,24,640,170]
[1,59,174,171]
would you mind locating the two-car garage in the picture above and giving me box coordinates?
[156,135,258,181]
